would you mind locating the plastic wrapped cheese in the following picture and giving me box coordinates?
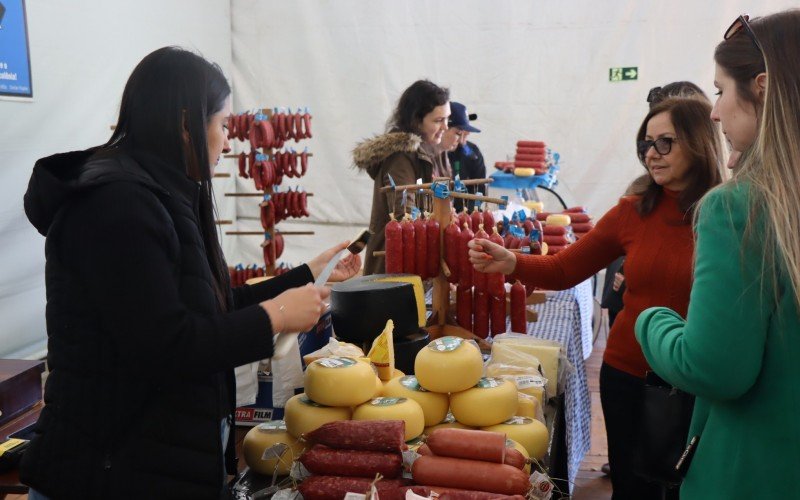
[493,335,566,398]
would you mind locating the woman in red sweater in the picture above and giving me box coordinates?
[470,97,724,499]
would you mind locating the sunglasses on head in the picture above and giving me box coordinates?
[637,137,678,162]
[724,15,763,54]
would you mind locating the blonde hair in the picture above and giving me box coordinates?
[712,9,800,312]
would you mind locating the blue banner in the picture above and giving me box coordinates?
[0,0,33,98]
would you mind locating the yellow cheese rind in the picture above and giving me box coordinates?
[304,357,377,407]
[414,337,483,394]
[493,338,561,398]
[375,275,426,327]
[507,438,532,474]
[450,378,518,427]
[352,397,425,441]
[242,420,306,475]
[424,413,475,434]
[482,417,549,460]
[516,393,540,419]
[382,375,450,427]
[368,320,396,381]
[284,393,352,438]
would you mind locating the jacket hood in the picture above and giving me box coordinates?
[353,132,422,179]
[24,148,164,236]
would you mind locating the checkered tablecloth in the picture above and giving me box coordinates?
[523,280,593,490]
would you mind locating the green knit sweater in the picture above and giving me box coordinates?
[636,181,800,499]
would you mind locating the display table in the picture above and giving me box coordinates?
[522,279,593,492]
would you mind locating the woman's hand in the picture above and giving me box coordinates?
[328,253,362,282]
[261,283,331,334]
[468,238,516,275]
[307,240,349,280]
[612,272,625,292]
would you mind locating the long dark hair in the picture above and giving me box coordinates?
[633,98,724,220]
[386,80,449,134]
[106,47,232,310]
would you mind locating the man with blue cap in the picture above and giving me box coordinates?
[444,101,486,212]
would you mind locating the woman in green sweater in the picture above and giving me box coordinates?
[635,10,800,499]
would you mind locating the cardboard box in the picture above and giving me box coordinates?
[235,311,333,426]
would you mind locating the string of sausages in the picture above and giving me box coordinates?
[534,206,594,253]
[227,108,313,149]
[229,261,293,287]
[384,214,441,279]
[494,140,549,174]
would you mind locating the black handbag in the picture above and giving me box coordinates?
[635,371,696,487]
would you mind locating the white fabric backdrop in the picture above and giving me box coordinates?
[1,0,796,358]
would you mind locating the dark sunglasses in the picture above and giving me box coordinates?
[724,15,763,54]
[637,137,678,161]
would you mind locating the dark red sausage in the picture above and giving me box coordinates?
[303,112,312,139]
[426,218,441,279]
[444,222,461,284]
[238,152,248,179]
[510,281,526,333]
[543,235,570,246]
[490,293,506,336]
[458,224,474,288]
[566,212,590,223]
[571,222,594,232]
[430,487,526,500]
[543,225,567,236]
[401,218,416,274]
[300,151,308,176]
[487,228,506,298]
[299,444,403,479]
[456,284,473,332]
[523,219,534,235]
[298,476,411,500]
[470,208,483,233]
[564,206,587,213]
[482,211,495,233]
[385,219,404,274]
[516,140,546,148]
[472,227,489,293]
[473,290,490,339]
[413,217,428,279]
[457,208,470,230]
[304,420,406,452]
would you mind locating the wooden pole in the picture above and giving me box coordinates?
[379,177,494,193]
[431,196,452,328]
[225,230,315,236]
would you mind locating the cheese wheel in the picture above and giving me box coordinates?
[450,378,518,427]
[514,167,536,177]
[545,214,571,227]
[507,438,532,474]
[414,337,483,394]
[482,417,549,460]
[373,376,384,398]
[382,375,449,427]
[373,275,426,328]
[424,413,475,435]
[304,357,376,407]
[242,420,306,475]
[284,393,352,438]
[353,397,425,441]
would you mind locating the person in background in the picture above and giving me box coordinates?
[636,10,800,499]
[469,96,724,499]
[355,79,451,275]
[442,102,486,213]
[20,47,359,499]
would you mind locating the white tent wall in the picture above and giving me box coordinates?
[1,1,796,359]
[0,0,233,359]
[228,0,794,269]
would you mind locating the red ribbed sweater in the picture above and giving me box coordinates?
[514,190,694,378]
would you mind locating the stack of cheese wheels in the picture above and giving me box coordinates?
[424,413,474,435]
[482,416,549,460]
[286,356,377,439]
[242,420,306,476]
[382,375,449,427]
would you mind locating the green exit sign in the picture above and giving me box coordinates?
[609,67,638,82]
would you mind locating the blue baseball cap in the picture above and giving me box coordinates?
[448,102,480,133]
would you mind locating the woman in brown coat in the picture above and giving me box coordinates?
[354,80,451,275]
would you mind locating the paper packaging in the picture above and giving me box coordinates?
[235,311,333,426]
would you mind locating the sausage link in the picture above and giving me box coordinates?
[413,217,428,279]
[385,219,404,274]
[426,218,441,278]
[510,281,526,333]
[458,223,474,288]
[411,455,530,495]
[444,222,461,284]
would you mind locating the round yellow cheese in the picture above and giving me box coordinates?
[507,438,531,474]
[382,375,449,427]
[424,413,475,435]
[450,377,518,427]
[242,420,305,476]
[514,167,536,177]
[304,357,376,407]
[352,397,425,441]
[482,417,549,460]
[284,393,351,438]
[373,376,383,398]
[414,337,483,394]
[545,214,571,227]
